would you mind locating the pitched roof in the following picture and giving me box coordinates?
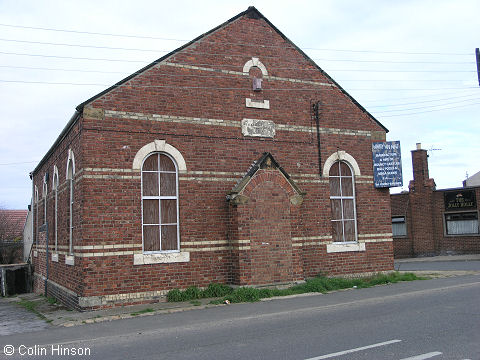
[75,6,387,132]
[228,152,304,201]
[464,170,480,187]
[33,6,388,175]
[0,210,28,240]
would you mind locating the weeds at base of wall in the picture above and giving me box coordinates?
[167,283,233,302]
[167,272,427,305]
[130,308,155,316]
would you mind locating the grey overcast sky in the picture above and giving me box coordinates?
[0,0,479,209]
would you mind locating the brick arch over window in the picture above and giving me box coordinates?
[227,153,304,285]
[132,140,186,172]
[323,151,361,177]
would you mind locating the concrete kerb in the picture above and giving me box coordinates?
[8,294,231,327]
[395,254,480,263]
[9,262,480,329]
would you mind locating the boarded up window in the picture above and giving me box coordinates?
[329,161,357,242]
[142,153,179,252]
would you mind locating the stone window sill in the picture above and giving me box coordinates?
[326,243,366,253]
[133,252,190,265]
[65,255,75,266]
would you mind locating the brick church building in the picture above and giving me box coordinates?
[29,7,394,309]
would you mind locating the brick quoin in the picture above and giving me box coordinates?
[30,7,394,310]
[391,143,480,258]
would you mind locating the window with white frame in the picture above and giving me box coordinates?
[392,216,407,237]
[34,185,38,246]
[66,155,75,256]
[52,167,59,252]
[142,152,179,252]
[445,212,479,235]
[43,174,48,224]
[329,160,357,243]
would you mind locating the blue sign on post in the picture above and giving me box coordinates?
[372,141,403,188]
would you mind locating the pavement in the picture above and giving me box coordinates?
[1,254,479,334]
[395,254,480,263]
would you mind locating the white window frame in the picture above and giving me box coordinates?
[34,185,38,247]
[329,160,358,244]
[42,174,48,225]
[52,166,59,257]
[392,216,407,237]
[65,150,75,264]
[141,152,180,253]
[132,140,189,265]
[444,211,479,235]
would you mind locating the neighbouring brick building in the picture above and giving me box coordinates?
[29,7,394,310]
[0,209,28,264]
[391,143,480,258]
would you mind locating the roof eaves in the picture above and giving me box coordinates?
[32,110,80,175]
[248,8,388,133]
[75,7,258,112]
[78,6,387,131]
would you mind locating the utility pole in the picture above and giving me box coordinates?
[476,48,480,87]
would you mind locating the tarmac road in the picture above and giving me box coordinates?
[1,273,479,360]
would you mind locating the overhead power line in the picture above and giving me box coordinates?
[0,51,146,63]
[0,65,475,83]
[367,93,480,108]
[0,51,476,73]
[0,37,474,65]
[0,160,39,166]
[373,97,480,113]
[0,23,184,41]
[0,22,472,56]
[363,89,479,102]
[0,79,476,92]
[379,101,480,117]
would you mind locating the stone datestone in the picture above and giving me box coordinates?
[241,118,275,138]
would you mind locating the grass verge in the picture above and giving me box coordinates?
[166,272,426,305]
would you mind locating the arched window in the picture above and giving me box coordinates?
[34,186,38,247]
[66,151,75,256]
[142,152,179,252]
[42,174,48,224]
[329,160,357,243]
[52,166,59,253]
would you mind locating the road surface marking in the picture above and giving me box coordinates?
[399,352,442,360]
[304,339,402,360]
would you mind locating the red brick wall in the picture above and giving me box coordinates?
[432,188,480,254]
[391,149,480,258]
[390,193,413,258]
[31,11,394,308]
[32,118,84,299]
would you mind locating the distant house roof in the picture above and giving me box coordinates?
[464,170,480,187]
[0,210,28,241]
